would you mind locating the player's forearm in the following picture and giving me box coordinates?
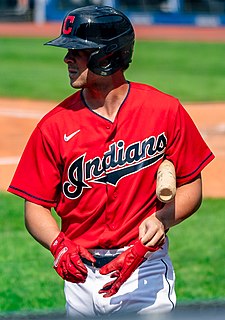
[156,174,202,230]
[139,175,202,246]
[25,200,60,250]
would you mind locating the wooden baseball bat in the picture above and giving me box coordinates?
[156,159,176,203]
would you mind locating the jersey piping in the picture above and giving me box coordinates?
[9,185,56,204]
[176,152,213,180]
[80,81,131,123]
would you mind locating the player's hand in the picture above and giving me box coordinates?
[139,212,166,247]
[98,240,159,298]
[50,232,96,283]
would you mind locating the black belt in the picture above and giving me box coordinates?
[81,255,119,268]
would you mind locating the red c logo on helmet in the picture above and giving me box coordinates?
[62,16,75,35]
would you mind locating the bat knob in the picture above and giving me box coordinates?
[156,187,175,203]
[156,160,176,203]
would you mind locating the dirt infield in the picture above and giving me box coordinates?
[0,22,225,42]
[0,22,224,197]
[0,97,224,197]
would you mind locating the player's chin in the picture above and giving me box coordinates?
[70,79,83,89]
[68,73,78,84]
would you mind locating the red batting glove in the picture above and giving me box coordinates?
[99,240,159,298]
[50,232,96,283]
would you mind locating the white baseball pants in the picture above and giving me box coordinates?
[64,237,176,318]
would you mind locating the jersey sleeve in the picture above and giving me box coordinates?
[166,102,214,187]
[8,125,62,207]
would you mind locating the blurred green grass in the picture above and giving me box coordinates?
[0,37,225,102]
[0,192,224,313]
[169,198,225,300]
[0,192,64,312]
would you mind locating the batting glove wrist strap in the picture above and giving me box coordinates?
[134,239,159,256]
[50,232,95,283]
[99,240,159,297]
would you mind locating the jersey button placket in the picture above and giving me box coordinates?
[110,223,117,230]
[113,192,117,198]
[104,121,118,233]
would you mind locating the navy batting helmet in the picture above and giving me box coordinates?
[45,5,135,76]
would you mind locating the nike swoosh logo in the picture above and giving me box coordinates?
[64,129,80,142]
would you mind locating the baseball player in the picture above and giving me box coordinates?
[8,5,214,318]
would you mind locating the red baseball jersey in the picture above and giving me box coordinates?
[8,82,214,248]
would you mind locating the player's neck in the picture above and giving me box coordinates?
[83,76,129,122]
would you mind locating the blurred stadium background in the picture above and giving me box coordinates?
[0,0,225,25]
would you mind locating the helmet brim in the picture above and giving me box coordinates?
[44,35,103,50]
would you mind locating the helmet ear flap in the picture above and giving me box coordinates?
[88,49,121,76]
[88,43,134,76]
